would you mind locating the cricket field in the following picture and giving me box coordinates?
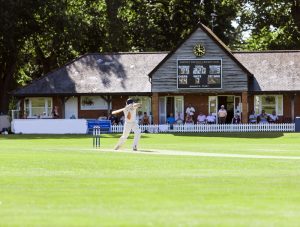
[0,133,300,226]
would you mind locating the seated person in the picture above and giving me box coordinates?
[167,113,176,125]
[119,114,125,125]
[137,111,143,124]
[268,110,278,123]
[108,114,118,125]
[232,114,241,124]
[175,112,184,124]
[206,113,216,124]
[98,115,107,120]
[142,112,150,125]
[249,110,257,124]
[257,110,269,124]
[41,112,48,118]
[185,114,194,124]
[52,106,59,118]
[197,112,206,124]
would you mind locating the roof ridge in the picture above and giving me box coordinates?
[87,52,169,55]
[233,50,300,53]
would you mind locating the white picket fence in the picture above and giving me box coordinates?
[111,123,295,133]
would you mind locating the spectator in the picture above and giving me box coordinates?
[175,112,184,124]
[268,110,278,123]
[185,103,195,117]
[197,112,207,124]
[249,110,257,124]
[108,113,118,125]
[137,111,143,124]
[232,114,241,124]
[52,106,59,118]
[167,113,176,125]
[41,112,48,118]
[218,105,227,124]
[142,112,150,125]
[98,115,107,120]
[258,110,269,124]
[185,114,194,124]
[206,113,216,124]
[119,114,125,125]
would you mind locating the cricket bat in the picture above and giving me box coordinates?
[112,108,124,115]
[111,103,141,115]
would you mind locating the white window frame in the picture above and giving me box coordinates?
[208,96,218,116]
[254,95,283,116]
[129,96,151,115]
[158,96,184,124]
[174,96,184,118]
[24,97,53,118]
[129,96,152,124]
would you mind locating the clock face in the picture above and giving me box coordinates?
[193,43,206,56]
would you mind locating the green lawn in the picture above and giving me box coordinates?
[1,133,300,226]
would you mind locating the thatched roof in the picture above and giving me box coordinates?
[12,53,167,96]
[233,51,300,92]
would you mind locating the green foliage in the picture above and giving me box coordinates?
[239,0,300,50]
[1,0,300,113]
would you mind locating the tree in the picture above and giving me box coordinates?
[118,0,242,51]
[238,0,300,50]
[0,0,43,114]
[0,0,108,114]
[0,0,243,114]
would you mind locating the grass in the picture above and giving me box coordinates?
[1,133,300,226]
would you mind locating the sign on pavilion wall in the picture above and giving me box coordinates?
[177,59,222,89]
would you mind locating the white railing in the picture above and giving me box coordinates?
[111,123,295,133]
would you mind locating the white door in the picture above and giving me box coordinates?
[208,96,218,115]
[174,96,184,119]
[65,97,78,119]
[159,97,166,124]
[209,96,218,123]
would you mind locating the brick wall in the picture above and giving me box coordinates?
[183,94,209,116]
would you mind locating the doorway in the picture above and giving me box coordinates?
[65,97,78,119]
[218,96,234,124]
[166,97,174,118]
[159,96,184,124]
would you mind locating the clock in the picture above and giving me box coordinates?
[193,43,206,57]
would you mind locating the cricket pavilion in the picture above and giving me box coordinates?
[11,23,300,134]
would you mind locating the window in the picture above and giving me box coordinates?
[129,96,151,114]
[208,96,217,115]
[24,97,52,118]
[80,96,108,110]
[130,96,152,123]
[254,95,283,115]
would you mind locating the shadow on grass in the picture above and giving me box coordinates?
[0,132,288,140]
[138,149,156,153]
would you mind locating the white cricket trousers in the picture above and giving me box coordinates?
[115,122,141,149]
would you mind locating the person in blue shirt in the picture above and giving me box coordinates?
[167,113,176,124]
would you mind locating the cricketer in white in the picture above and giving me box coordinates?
[114,98,141,151]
